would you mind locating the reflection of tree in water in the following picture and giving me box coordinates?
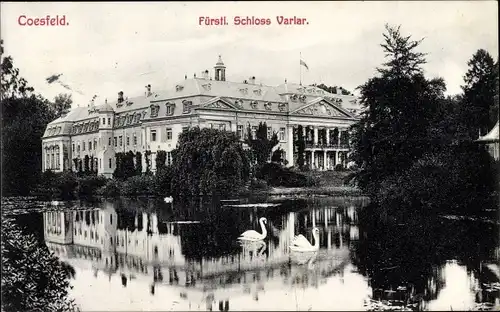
[351,203,499,307]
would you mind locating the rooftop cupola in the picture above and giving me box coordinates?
[214,55,226,81]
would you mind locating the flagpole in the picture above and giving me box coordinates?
[300,52,302,86]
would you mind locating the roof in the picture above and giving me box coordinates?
[477,121,499,143]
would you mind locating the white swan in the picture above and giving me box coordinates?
[238,217,267,241]
[289,227,320,252]
[164,196,173,203]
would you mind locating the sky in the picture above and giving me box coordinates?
[1,1,498,108]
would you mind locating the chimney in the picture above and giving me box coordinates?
[194,73,196,78]
[202,70,209,79]
[118,91,124,103]
[145,84,152,97]
[185,74,187,80]
[249,76,256,84]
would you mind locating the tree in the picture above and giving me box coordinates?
[350,24,444,195]
[84,155,90,173]
[1,40,56,195]
[145,150,152,174]
[2,218,77,311]
[156,150,167,173]
[296,125,305,169]
[171,127,250,197]
[461,49,499,136]
[245,122,279,167]
[51,93,72,118]
[135,152,143,174]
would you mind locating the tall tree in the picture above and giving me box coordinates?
[350,24,445,194]
[296,125,305,169]
[245,122,279,167]
[461,49,498,136]
[51,93,72,118]
[1,40,56,195]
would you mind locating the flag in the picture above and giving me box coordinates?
[300,59,309,71]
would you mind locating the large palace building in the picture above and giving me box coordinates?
[42,56,361,177]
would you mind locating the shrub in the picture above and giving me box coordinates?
[256,162,317,187]
[1,218,77,311]
[155,166,173,196]
[334,164,345,171]
[97,179,122,197]
[76,174,107,197]
[122,175,156,196]
[250,178,268,190]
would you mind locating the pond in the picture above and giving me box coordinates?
[5,196,500,311]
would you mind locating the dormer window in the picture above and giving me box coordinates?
[134,113,141,123]
[83,123,89,132]
[250,101,258,109]
[165,102,176,116]
[201,83,211,91]
[176,85,184,92]
[239,88,248,95]
[253,89,262,96]
[150,104,160,118]
[299,95,307,102]
[290,94,298,101]
[264,102,272,111]
[278,103,287,112]
[182,100,192,114]
[127,114,133,124]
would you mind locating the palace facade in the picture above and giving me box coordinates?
[42,56,361,177]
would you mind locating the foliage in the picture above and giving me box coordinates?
[256,162,318,187]
[350,24,445,196]
[350,24,499,215]
[76,174,107,197]
[51,93,72,118]
[113,152,136,180]
[121,175,156,196]
[1,217,77,312]
[96,179,122,197]
[171,127,250,197]
[145,150,152,174]
[244,122,279,167]
[135,152,143,175]
[155,165,173,196]
[250,178,268,190]
[156,150,167,172]
[295,125,305,170]
[1,39,34,98]
[461,49,499,136]
[83,155,90,173]
[271,147,285,164]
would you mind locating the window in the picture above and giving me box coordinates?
[279,127,286,141]
[119,136,123,146]
[126,136,130,146]
[114,137,117,147]
[151,130,157,142]
[108,137,111,146]
[166,128,172,140]
[102,118,106,125]
[219,124,226,131]
[251,126,257,139]
[82,142,86,151]
[267,127,272,139]
[109,158,112,168]
[110,214,113,224]
[89,140,92,151]
[72,144,75,153]
[108,117,111,126]
[237,125,243,139]
[133,134,137,145]
[95,139,97,149]
[77,144,80,152]
[166,104,174,115]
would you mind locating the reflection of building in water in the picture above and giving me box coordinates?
[44,205,359,307]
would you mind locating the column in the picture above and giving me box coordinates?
[326,128,330,146]
[42,145,45,171]
[323,151,327,171]
[310,151,314,169]
[286,126,294,167]
[338,130,342,146]
[313,127,318,145]
[230,122,237,133]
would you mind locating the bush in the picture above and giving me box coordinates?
[122,175,156,196]
[155,167,173,196]
[334,164,345,171]
[96,179,122,197]
[76,174,107,197]
[256,163,318,187]
[1,218,77,311]
[250,178,268,190]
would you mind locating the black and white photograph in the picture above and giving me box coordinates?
[1,1,499,311]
